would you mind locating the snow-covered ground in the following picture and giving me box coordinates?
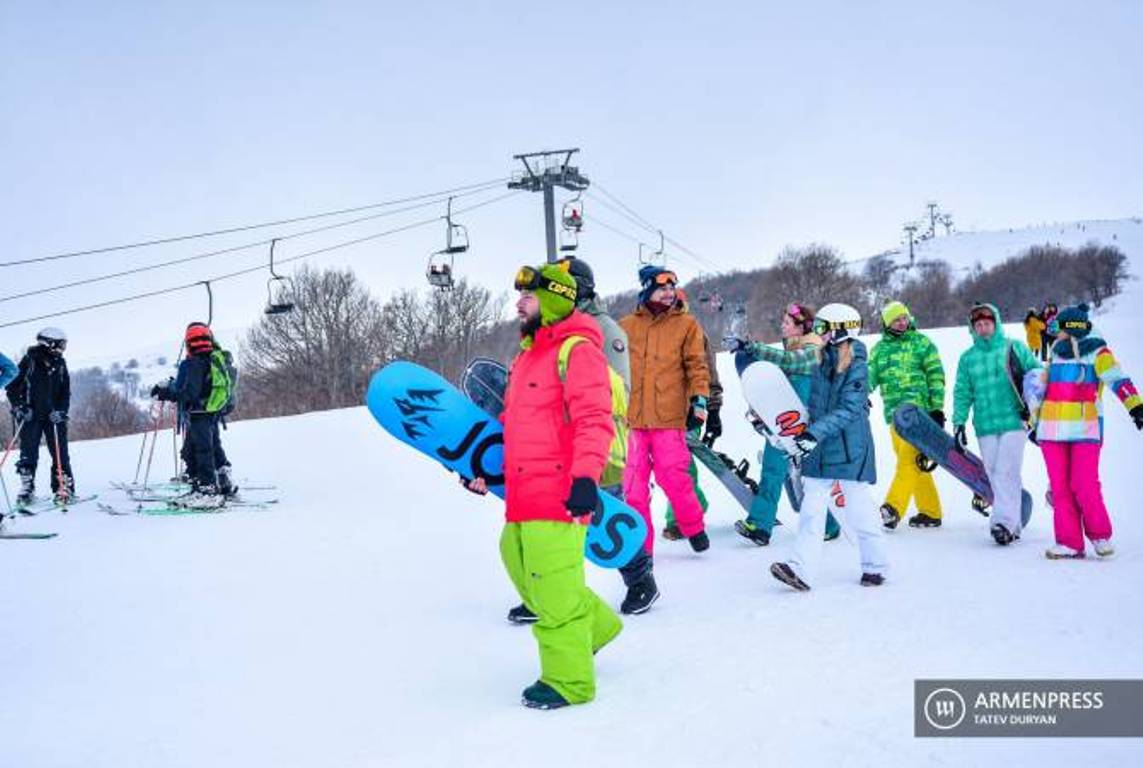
[3,229,1142,767]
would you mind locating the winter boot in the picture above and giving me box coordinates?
[971,494,991,516]
[54,475,76,505]
[734,519,771,546]
[880,503,901,530]
[661,524,683,541]
[1091,539,1115,559]
[860,572,885,587]
[507,603,538,624]
[770,561,810,592]
[521,680,570,710]
[908,512,942,528]
[1045,543,1085,560]
[990,524,1016,546]
[177,485,225,510]
[620,573,660,615]
[217,466,238,499]
[688,530,710,552]
[15,471,35,507]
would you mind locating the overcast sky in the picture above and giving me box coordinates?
[2,0,1139,358]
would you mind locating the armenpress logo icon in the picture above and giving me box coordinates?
[924,687,967,730]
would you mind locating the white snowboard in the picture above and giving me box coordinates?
[739,359,811,458]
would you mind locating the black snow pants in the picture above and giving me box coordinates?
[16,418,73,491]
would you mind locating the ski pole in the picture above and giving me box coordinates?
[0,415,26,472]
[51,420,68,506]
[0,470,12,519]
[142,401,165,489]
[133,399,159,485]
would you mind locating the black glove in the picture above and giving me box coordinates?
[151,378,174,402]
[1131,404,1143,431]
[458,474,488,496]
[929,410,945,429]
[953,424,968,453]
[1018,405,1031,423]
[792,433,818,458]
[722,336,747,353]
[48,410,68,424]
[11,405,32,423]
[701,407,722,447]
[565,477,600,522]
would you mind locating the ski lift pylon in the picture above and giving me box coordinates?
[264,239,296,315]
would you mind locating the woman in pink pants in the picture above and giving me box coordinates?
[1033,303,1143,559]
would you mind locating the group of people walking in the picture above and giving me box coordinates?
[464,256,1143,711]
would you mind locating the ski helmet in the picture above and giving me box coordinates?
[185,322,214,355]
[813,304,862,345]
[558,257,595,300]
[36,327,67,352]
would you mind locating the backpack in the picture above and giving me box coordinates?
[205,348,238,415]
[558,335,628,488]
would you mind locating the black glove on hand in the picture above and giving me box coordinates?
[565,477,599,520]
[685,397,708,432]
[929,410,946,429]
[953,424,968,452]
[701,407,722,447]
[48,410,68,425]
[11,405,32,423]
[792,433,818,458]
[1131,404,1143,431]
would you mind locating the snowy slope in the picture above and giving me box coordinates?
[3,252,1142,767]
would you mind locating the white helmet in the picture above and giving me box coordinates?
[36,327,67,351]
[813,304,862,345]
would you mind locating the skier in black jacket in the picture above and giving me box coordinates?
[151,322,227,507]
[5,328,74,504]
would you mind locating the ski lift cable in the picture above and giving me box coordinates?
[0,190,520,330]
[0,177,510,267]
[0,182,505,305]
[590,213,712,274]
[586,183,720,272]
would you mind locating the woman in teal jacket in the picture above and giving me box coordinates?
[734,303,841,546]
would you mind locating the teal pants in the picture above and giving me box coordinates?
[747,441,840,538]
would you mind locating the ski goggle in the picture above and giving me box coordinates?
[39,338,66,351]
[812,317,860,336]
[646,270,678,287]
[513,265,577,302]
[969,304,996,324]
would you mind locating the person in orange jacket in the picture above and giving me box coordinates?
[617,265,711,613]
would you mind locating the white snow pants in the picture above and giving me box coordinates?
[977,430,1026,535]
[788,477,888,586]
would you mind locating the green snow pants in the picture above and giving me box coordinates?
[499,520,623,704]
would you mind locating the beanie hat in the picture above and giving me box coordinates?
[185,322,215,355]
[1055,303,1092,339]
[880,300,911,329]
[559,257,595,300]
[638,264,677,305]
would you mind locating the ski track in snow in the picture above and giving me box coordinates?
[2,221,1142,767]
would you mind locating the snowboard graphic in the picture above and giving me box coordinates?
[735,355,809,512]
[368,361,646,569]
[685,436,758,512]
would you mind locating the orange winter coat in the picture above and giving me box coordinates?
[1024,313,1046,353]
[620,300,711,429]
[502,310,615,523]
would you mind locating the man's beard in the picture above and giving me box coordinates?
[519,314,541,337]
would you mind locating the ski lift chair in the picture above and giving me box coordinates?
[427,253,455,290]
[263,239,296,315]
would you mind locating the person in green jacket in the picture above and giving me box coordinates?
[951,302,1042,545]
[867,301,947,529]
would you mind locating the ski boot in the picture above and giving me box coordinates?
[507,603,538,624]
[177,485,225,510]
[1091,539,1115,559]
[53,475,76,505]
[990,524,1016,546]
[971,494,991,515]
[660,524,684,541]
[522,680,570,710]
[688,530,710,553]
[620,572,660,615]
[15,471,35,509]
[770,562,810,591]
[880,503,901,530]
[860,572,885,587]
[217,466,239,499]
[1045,543,1085,560]
[908,512,942,528]
[734,519,771,546]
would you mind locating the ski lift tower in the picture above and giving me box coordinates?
[508,149,590,263]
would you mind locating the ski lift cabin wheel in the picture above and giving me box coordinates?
[264,239,296,315]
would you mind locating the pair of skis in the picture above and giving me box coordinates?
[0,494,97,540]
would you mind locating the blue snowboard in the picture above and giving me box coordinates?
[366,360,647,569]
